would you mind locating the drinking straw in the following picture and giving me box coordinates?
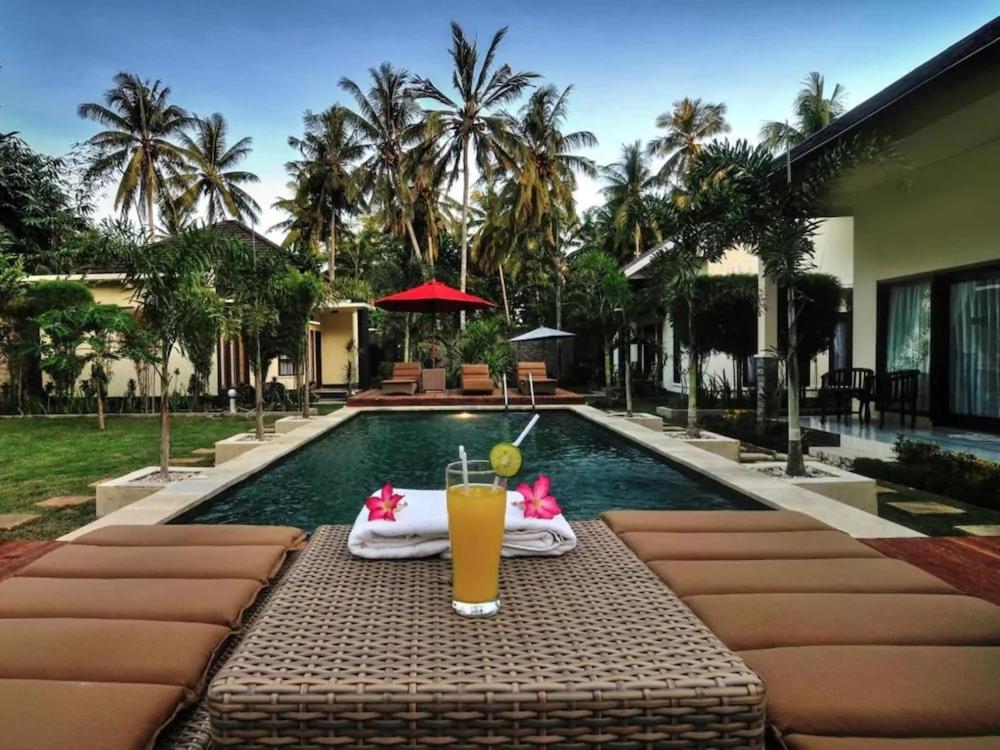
[513,414,540,447]
[458,445,470,488]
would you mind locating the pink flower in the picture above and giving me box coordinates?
[366,483,404,521]
[516,475,562,520]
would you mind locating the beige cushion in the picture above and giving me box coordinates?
[0,618,229,696]
[621,530,883,561]
[17,544,288,582]
[647,558,959,598]
[392,362,421,381]
[686,594,1000,650]
[785,735,1000,750]
[73,524,306,549]
[0,577,263,627]
[0,679,185,750]
[739,646,1000,737]
[601,510,830,535]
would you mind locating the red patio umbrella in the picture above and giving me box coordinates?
[373,280,496,366]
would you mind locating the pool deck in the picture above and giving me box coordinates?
[347,387,584,406]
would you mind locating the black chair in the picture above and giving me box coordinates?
[878,369,920,428]
[819,368,875,424]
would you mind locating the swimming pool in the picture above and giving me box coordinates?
[177,410,763,528]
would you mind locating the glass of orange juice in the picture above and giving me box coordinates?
[445,460,507,618]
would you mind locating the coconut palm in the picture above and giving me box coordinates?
[470,180,517,322]
[760,72,848,152]
[285,106,365,281]
[409,22,538,326]
[646,97,729,185]
[601,141,659,260]
[174,113,260,224]
[78,72,191,234]
[339,64,425,263]
[505,85,596,328]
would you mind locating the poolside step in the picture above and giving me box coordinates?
[35,495,93,510]
[0,514,41,532]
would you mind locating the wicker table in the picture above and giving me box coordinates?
[208,521,765,748]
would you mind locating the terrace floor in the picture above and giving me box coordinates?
[803,415,1000,463]
[347,387,585,407]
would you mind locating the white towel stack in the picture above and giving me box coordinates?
[347,488,577,560]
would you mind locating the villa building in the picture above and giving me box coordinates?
[629,17,1000,434]
[24,221,372,400]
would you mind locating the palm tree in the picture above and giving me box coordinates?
[601,142,659,260]
[646,97,729,185]
[470,180,516,322]
[285,106,365,282]
[339,64,425,263]
[505,85,596,328]
[174,113,261,224]
[760,72,848,152]
[410,22,538,326]
[78,72,191,234]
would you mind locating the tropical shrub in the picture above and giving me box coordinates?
[455,316,514,382]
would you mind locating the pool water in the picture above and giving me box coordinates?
[177,410,762,529]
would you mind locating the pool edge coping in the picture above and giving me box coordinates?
[59,403,922,541]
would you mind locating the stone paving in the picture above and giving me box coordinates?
[0,514,41,531]
[35,495,93,510]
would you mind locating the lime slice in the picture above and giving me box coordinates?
[489,442,522,478]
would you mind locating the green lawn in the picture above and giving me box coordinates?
[0,415,275,540]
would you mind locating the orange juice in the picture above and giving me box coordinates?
[446,483,507,605]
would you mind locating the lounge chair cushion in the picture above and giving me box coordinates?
[0,679,185,750]
[739,645,1000,737]
[685,593,1000,649]
[620,530,883,561]
[784,735,1000,750]
[647,558,959,598]
[601,509,830,534]
[72,523,306,549]
[17,544,288,582]
[0,577,263,627]
[392,363,421,381]
[0,618,229,696]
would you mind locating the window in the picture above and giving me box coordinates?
[949,273,1000,420]
[884,279,931,411]
[278,357,296,376]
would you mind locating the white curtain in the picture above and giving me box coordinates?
[886,280,931,411]
[949,276,1000,419]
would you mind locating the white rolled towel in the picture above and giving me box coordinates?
[347,488,576,560]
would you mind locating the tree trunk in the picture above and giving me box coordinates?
[327,213,337,283]
[403,314,411,362]
[686,302,700,437]
[96,387,105,432]
[254,335,264,442]
[623,328,633,416]
[459,137,470,330]
[146,186,156,237]
[158,357,170,480]
[602,333,613,405]
[300,323,310,420]
[498,265,511,323]
[785,285,805,476]
[634,225,641,258]
[404,220,423,267]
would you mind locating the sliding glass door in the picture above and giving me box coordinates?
[949,273,1000,421]
[885,279,932,411]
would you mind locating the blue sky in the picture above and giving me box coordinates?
[3,1,997,237]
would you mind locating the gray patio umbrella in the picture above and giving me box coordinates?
[510,327,576,380]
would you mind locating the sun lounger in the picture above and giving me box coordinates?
[0,577,264,627]
[646,558,961,597]
[72,523,307,549]
[685,593,1000,649]
[381,362,422,395]
[0,679,186,750]
[620,529,883,561]
[460,364,494,394]
[601,509,831,534]
[516,361,556,395]
[0,618,230,697]
[16,543,289,582]
[783,736,1000,750]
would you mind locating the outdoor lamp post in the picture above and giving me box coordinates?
[615,307,633,417]
[228,388,237,414]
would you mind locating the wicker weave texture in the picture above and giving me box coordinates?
[209,521,765,749]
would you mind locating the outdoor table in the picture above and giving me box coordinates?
[208,521,765,749]
[422,367,446,392]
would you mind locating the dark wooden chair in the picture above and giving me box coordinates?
[878,369,920,429]
[819,368,875,424]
